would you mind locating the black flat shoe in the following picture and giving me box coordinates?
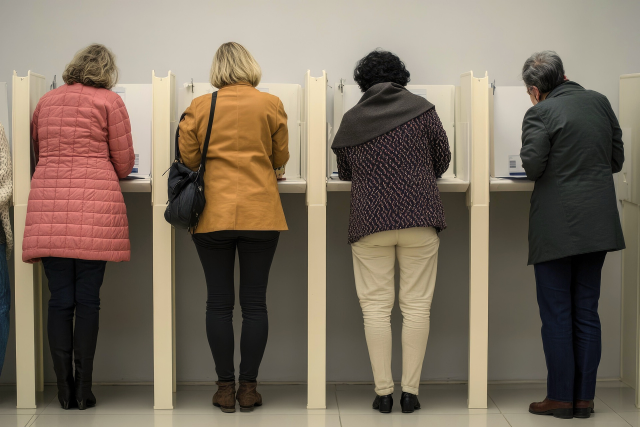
[372,394,393,413]
[400,392,421,413]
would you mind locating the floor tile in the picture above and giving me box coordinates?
[28,414,341,426]
[0,415,35,427]
[504,412,632,427]
[0,386,57,415]
[488,385,613,414]
[336,384,500,415]
[169,384,338,415]
[40,385,154,415]
[619,412,640,427]
[340,414,511,427]
[596,385,640,413]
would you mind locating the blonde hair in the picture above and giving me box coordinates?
[62,44,119,89]
[210,42,261,89]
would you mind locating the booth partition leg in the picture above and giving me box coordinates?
[468,204,489,409]
[153,206,175,409]
[14,204,37,409]
[307,205,327,409]
[35,264,44,393]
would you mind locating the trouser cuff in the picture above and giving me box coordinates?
[402,385,419,395]
[376,386,394,396]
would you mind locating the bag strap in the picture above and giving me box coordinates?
[199,91,218,173]
[174,91,218,166]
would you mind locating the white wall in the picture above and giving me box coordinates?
[1,0,638,384]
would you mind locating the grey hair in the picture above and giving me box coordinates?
[522,51,565,94]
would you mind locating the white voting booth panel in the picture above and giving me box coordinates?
[12,71,47,409]
[178,82,307,193]
[113,84,152,179]
[618,74,640,408]
[489,86,535,191]
[328,83,468,192]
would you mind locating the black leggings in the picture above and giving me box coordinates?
[192,230,279,382]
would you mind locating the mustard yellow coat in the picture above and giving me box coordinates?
[178,82,289,233]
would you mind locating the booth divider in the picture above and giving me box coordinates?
[12,71,47,409]
[618,73,640,407]
[151,71,176,409]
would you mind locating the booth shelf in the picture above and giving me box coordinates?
[120,178,152,193]
[327,177,470,193]
[278,177,307,193]
[489,177,534,192]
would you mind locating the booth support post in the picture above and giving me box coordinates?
[306,71,327,409]
[464,72,490,409]
[152,71,176,409]
[617,74,640,407]
[12,71,46,409]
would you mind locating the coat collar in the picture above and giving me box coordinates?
[546,81,584,99]
[220,81,253,89]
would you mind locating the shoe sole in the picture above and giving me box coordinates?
[213,402,236,413]
[402,406,421,413]
[239,402,262,412]
[529,408,574,419]
[574,408,595,418]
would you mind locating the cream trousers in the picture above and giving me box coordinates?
[351,227,439,396]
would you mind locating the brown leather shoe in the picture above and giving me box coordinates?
[574,400,595,418]
[212,381,236,413]
[236,381,263,412]
[529,397,573,419]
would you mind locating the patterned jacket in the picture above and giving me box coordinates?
[0,124,12,258]
[334,109,450,244]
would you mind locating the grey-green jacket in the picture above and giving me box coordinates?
[520,81,625,265]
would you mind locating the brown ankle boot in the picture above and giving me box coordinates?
[212,381,236,413]
[236,381,262,412]
[529,397,573,419]
[574,400,595,418]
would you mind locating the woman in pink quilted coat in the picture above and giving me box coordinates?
[24,44,135,410]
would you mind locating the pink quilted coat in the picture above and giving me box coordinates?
[22,84,135,263]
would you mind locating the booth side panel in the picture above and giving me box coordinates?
[621,201,639,388]
[467,73,490,409]
[306,72,327,409]
[152,72,175,409]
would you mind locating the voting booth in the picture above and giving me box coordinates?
[324,72,490,408]
[177,81,307,193]
[327,82,468,192]
[10,71,175,408]
[489,86,535,191]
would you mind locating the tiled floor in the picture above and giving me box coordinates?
[0,381,638,426]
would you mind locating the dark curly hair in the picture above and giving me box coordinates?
[353,49,411,92]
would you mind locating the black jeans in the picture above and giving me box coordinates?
[534,251,607,402]
[42,257,107,385]
[192,231,279,383]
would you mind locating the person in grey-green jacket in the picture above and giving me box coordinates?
[521,51,624,420]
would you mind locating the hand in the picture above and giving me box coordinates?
[274,166,286,180]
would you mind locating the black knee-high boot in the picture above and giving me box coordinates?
[74,306,100,410]
[48,304,76,409]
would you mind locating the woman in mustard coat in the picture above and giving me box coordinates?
[179,42,289,413]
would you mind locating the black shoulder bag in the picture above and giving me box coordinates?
[164,92,217,230]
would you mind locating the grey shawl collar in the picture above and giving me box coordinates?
[331,82,434,149]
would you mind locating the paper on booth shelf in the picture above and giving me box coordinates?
[492,86,533,178]
[113,85,152,178]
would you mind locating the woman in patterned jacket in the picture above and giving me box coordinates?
[331,49,451,414]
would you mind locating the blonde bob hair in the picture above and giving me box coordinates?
[62,44,119,89]
[210,42,261,89]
